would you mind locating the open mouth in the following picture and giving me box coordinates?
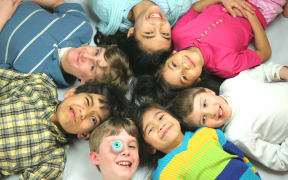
[218,106,223,119]
[116,161,132,168]
[69,107,77,122]
[148,12,162,19]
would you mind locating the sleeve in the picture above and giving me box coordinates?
[234,136,288,171]
[244,62,284,82]
[19,147,66,180]
[215,49,262,78]
[216,129,259,174]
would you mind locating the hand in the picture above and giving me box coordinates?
[279,66,288,80]
[0,0,21,22]
[221,0,255,17]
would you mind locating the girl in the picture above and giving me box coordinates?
[92,0,246,76]
[169,62,288,171]
[134,102,261,179]
[160,0,287,88]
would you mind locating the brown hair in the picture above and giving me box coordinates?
[89,117,138,153]
[93,44,132,92]
[170,87,206,128]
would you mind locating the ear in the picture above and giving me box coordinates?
[196,77,202,83]
[146,144,157,154]
[77,133,91,139]
[80,79,85,85]
[64,87,77,99]
[127,27,135,38]
[204,88,216,95]
[89,152,100,165]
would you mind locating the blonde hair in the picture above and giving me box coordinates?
[89,117,138,153]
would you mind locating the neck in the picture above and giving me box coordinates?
[128,0,156,21]
[164,132,184,154]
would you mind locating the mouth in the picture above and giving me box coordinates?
[148,12,163,19]
[69,107,77,122]
[116,161,132,168]
[218,106,223,119]
[161,126,171,139]
[185,56,195,66]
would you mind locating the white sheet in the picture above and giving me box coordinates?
[6,0,288,179]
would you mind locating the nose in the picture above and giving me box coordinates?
[120,145,130,156]
[204,106,217,119]
[182,57,191,70]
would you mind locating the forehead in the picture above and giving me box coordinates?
[101,129,137,145]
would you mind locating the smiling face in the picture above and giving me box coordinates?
[162,49,204,87]
[92,129,139,180]
[61,46,110,82]
[186,89,232,128]
[131,5,171,52]
[141,107,184,154]
[54,93,109,136]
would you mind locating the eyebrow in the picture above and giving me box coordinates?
[88,95,94,106]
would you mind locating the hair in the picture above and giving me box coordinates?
[168,87,206,128]
[90,44,132,92]
[117,35,173,77]
[89,117,138,152]
[74,82,130,118]
[89,117,139,171]
[133,101,189,170]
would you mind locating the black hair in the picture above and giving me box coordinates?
[117,35,173,77]
[94,30,126,46]
[75,82,132,118]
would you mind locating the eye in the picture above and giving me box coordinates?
[85,97,90,106]
[148,127,154,134]
[203,99,207,107]
[202,115,206,125]
[145,32,152,35]
[128,145,137,149]
[182,74,187,80]
[91,116,98,124]
[172,61,176,67]
[95,49,100,56]
[159,114,164,120]
[90,64,95,72]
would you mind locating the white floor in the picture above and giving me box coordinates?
[6,0,288,179]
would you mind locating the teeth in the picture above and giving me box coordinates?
[150,13,161,18]
[219,108,222,117]
[117,161,132,167]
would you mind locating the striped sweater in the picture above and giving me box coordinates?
[0,2,93,87]
[152,128,261,180]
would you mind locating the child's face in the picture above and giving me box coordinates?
[142,107,183,154]
[186,89,232,128]
[92,129,139,180]
[131,5,172,52]
[162,49,203,87]
[55,93,109,136]
[61,46,110,83]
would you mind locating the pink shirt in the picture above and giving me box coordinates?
[172,3,267,78]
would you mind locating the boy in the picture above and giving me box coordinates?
[0,0,131,90]
[0,68,127,179]
[89,117,139,180]
[171,62,288,171]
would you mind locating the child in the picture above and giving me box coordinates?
[0,0,131,90]
[160,0,287,88]
[170,62,288,171]
[89,117,139,180]
[0,68,128,179]
[134,102,260,179]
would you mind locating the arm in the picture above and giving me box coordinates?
[22,0,65,8]
[234,137,288,171]
[283,2,288,17]
[19,148,66,180]
[0,0,21,32]
[244,8,271,62]
[192,0,254,17]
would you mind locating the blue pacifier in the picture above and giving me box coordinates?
[112,140,123,153]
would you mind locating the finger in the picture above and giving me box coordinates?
[241,2,255,14]
[233,8,243,17]
[223,7,237,18]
